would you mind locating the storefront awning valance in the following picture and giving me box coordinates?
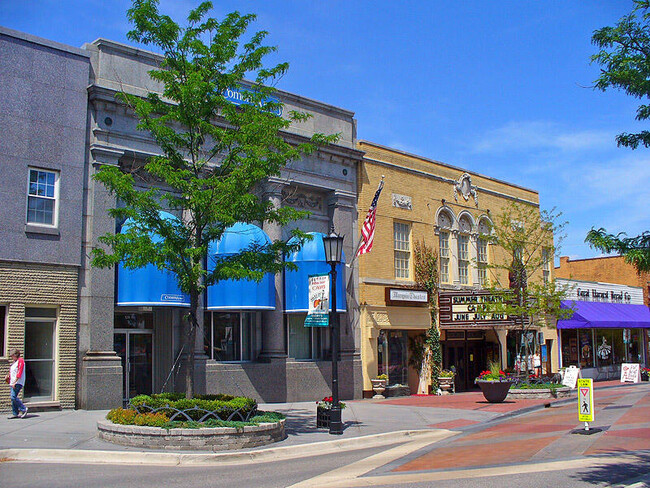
[557,300,650,329]
[206,222,275,310]
[285,232,347,313]
[116,211,190,307]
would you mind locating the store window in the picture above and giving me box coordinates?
[203,312,258,361]
[378,330,408,385]
[393,222,411,279]
[24,307,57,401]
[27,168,59,226]
[287,314,329,360]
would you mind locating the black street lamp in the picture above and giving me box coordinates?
[322,227,344,435]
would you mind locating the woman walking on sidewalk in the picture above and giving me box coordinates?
[5,349,28,419]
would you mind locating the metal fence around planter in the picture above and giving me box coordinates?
[128,401,258,423]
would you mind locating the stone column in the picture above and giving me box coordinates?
[327,190,358,357]
[259,179,289,362]
[78,146,124,409]
[497,329,509,370]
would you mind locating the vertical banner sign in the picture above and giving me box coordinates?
[577,378,594,423]
[304,274,329,327]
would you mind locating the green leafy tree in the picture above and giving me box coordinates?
[413,239,442,390]
[588,1,650,272]
[477,202,572,375]
[92,0,337,398]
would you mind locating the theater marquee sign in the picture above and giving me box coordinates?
[438,291,514,328]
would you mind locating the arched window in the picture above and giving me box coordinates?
[438,210,453,283]
[477,218,491,285]
[457,215,472,285]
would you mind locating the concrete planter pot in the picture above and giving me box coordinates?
[507,386,573,400]
[476,380,513,403]
[371,379,387,399]
[438,376,455,394]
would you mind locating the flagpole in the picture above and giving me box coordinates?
[348,175,384,269]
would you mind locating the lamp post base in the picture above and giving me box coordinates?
[328,406,343,435]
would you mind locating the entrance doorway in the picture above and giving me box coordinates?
[377,330,408,386]
[114,312,154,402]
[443,339,487,391]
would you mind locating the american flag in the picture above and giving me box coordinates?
[356,178,384,257]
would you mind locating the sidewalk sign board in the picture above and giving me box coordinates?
[620,363,640,383]
[577,378,594,424]
[562,366,581,389]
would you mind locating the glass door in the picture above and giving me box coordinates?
[387,331,408,386]
[114,330,153,402]
[24,319,55,401]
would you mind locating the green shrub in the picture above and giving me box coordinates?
[106,408,137,425]
[134,411,169,427]
[129,393,257,421]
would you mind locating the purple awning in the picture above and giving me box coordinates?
[557,300,650,329]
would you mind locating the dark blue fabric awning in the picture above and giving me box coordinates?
[557,300,650,329]
[206,223,275,310]
[116,211,190,307]
[284,232,346,313]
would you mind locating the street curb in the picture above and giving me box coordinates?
[0,428,453,466]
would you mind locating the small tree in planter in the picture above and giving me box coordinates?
[413,239,441,393]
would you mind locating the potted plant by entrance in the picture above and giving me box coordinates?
[316,397,346,428]
[641,367,650,382]
[438,370,455,394]
[475,362,513,403]
[370,374,388,399]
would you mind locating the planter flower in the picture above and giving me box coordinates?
[475,369,513,403]
[438,370,455,394]
[316,397,346,428]
[641,367,650,382]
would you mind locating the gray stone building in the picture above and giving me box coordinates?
[0,27,90,410]
[2,27,364,409]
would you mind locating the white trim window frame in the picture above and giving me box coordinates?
[477,237,488,286]
[393,221,411,280]
[542,248,551,284]
[439,230,450,283]
[26,168,59,227]
[458,233,470,285]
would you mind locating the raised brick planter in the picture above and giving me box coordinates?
[97,419,286,451]
[507,387,573,400]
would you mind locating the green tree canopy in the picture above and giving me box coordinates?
[92,0,337,398]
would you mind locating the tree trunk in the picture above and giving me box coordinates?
[185,290,199,399]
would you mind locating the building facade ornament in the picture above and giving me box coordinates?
[453,172,479,206]
[392,193,412,210]
[281,188,322,210]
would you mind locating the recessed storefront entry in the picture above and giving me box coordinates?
[114,313,154,402]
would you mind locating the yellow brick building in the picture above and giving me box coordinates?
[356,141,559,396]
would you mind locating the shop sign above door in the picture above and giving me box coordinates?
[385,288,428,306]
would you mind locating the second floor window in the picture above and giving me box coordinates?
[439,231,450,283]
[477,237,488,285]
[394,222,411,279]
[542,248,551,284]
[27,168,58,226]
[458,234,469,285]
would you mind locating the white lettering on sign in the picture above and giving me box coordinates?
[389,289,428,302]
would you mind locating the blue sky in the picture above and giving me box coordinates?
[2,1,648,261]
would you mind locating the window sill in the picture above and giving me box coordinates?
[25,224,60,237]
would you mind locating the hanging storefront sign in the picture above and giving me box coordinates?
[385,288,428,306]
[304,274,329,327]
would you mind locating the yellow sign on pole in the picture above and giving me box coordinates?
[577,378,594,423]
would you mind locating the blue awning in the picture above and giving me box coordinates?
[116,211,190,307]
[206,222,275,310]
[557,300,650,329]
[285,232,347,313]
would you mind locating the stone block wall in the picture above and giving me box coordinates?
[0,261,78,410]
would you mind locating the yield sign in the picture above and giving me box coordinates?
[580,388,589,398]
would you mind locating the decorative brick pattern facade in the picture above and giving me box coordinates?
[0,261,78,410]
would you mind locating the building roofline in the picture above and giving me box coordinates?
[87,37,356,118]
[358,139,539,195]
[1,25,90,58]
[556,255,626,267]
[555,277,643,290]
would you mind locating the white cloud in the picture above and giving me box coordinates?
[472,121,615,154]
